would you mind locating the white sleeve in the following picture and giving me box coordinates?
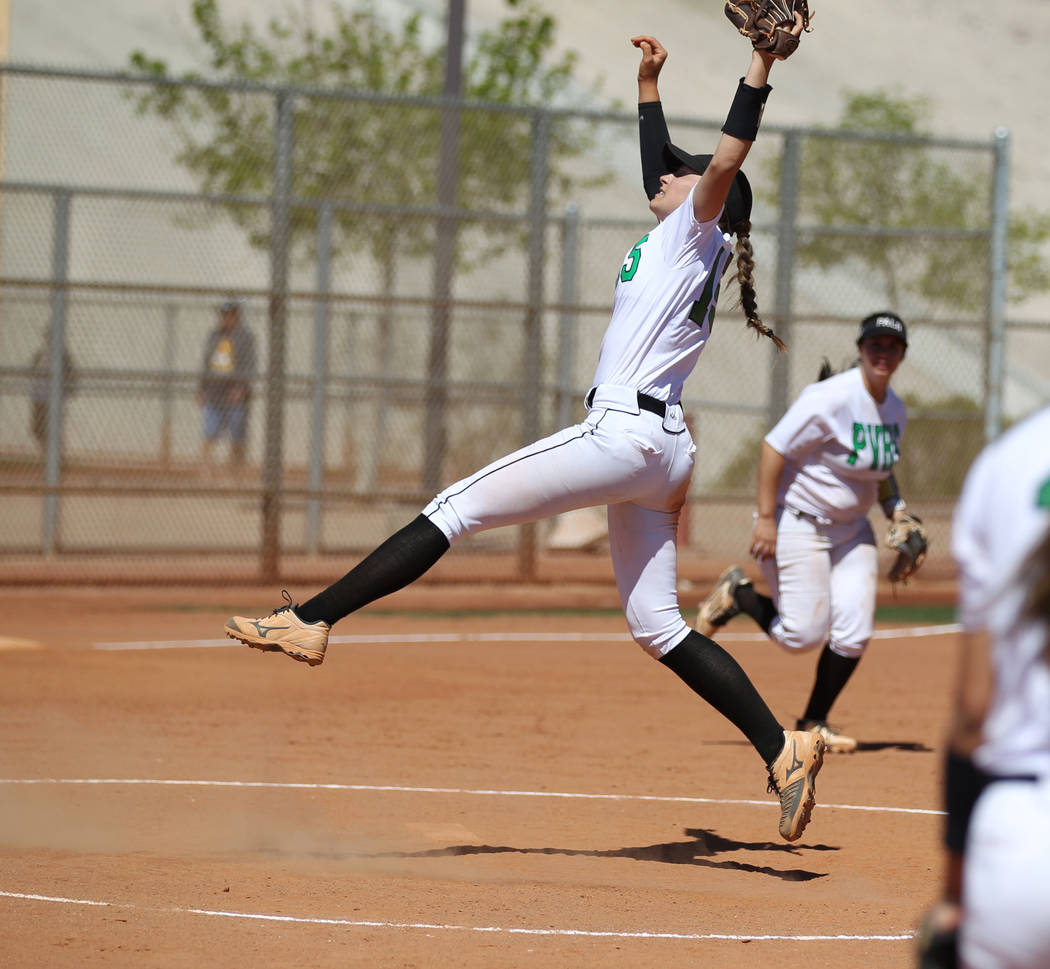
[764,386,830,459]
[952,446,995,630]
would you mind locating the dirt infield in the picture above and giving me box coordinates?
[0,587,955,968]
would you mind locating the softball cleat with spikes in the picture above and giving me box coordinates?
[767,729,825,842]
[225,591,330,667]
[696,564,752,637]
[797,718,858,754]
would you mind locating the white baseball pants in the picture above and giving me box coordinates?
[423,385,696,658]
[758,506,878,659]
[962,778,1050,969]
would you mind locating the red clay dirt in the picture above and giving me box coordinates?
[0,585,955,968]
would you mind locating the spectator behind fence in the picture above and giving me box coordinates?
[29,331,77,450]
[196,298,256,473]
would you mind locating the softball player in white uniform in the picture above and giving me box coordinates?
[696,313,915,752]
[923,404,1050,969]
[226,28,828,843]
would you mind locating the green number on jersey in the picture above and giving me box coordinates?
[1037,474,1050,508]
[619,234,649,282]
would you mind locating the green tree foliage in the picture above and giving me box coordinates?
[764,89,1050,310]
[127,0,606,265]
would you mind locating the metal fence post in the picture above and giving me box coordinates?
[984,127,1010,443]
[769,130,801,428]
[556,202,580,431]
[517,108,551,581]
[307,201,333,555]
[261,87,294,582]
[423,0,466,494]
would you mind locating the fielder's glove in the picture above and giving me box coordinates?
[915,902,959,969]
[724,0,812,58]
[886,512,929,584]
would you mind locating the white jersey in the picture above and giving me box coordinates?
[764,367,907,524]
[952,404,1050,779]
[590,185,731,404]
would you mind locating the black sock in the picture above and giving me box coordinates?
[735,583,777,633]
[801,643,861,724]
[295,514,450,626]
[660,630,785,765]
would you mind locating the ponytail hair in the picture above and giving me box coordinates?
[728,219,785,352]
[1023,523,1050,662]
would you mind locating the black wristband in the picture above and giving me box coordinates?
[722,79,772,142]
[944,749,990,853]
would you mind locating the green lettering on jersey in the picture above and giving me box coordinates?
[619,234,649,283]
[1037,474,1050,508]
[688,248,728,332]
[847,423,866,465]
[848,421,899,470]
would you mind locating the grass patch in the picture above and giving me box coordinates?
[875,603,956,624]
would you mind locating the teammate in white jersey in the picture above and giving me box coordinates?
[695,313,916,753]
[918,405,1050,969]
[225,27,827,843]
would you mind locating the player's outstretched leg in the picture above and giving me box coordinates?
[766,729,825,841]
[696,564,751,636]
[225,590,331,667]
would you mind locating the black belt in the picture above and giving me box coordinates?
[585,388,672,418]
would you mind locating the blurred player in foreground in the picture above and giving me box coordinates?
[226,21,827,842]
[917,403,1050,969]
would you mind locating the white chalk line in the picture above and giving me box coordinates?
[0,777,944,817]
[0,891,914,942]
[92,623,962,652]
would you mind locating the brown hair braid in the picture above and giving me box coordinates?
[727,219,786,352]
[1022,523,1050,662]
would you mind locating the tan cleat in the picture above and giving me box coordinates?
[225,591,330,667]
[767,729,825,842]
[798,718,858,754]
[696,565,751,637]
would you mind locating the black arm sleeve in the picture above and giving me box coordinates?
[638,100,671,200]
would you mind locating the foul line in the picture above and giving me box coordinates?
[0,777,944,817]
[0,891,914,942]
[92,623,963,652]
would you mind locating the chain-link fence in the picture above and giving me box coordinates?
[1,65,1046,584]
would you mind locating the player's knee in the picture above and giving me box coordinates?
[828,639,866,660]
[771,617,826,653]
[624,609,688,660]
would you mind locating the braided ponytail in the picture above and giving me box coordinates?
[729,220,785,352]
[1023,523,1050,662]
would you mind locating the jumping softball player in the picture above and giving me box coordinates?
[226,24,826,842]
[918,404,1050,969]
[695,312,925,753]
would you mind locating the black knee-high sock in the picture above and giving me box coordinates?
[734,584,777,633]
[801,643,861,723]
[295,515,450,626]
[659,630,785,765]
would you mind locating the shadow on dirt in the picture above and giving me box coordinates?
[371,827,835,881]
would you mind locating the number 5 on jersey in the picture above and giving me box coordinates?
[620,234,649,282]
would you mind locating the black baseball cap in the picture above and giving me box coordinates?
[661,143,753,227]
[857,312,908,347]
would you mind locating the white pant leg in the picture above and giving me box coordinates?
[423,404,696,658]
[760,509,832,653]
[423,409,650,541]
[608,500,690,658]
[827,518,877,659]
[962,780,1050,969]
